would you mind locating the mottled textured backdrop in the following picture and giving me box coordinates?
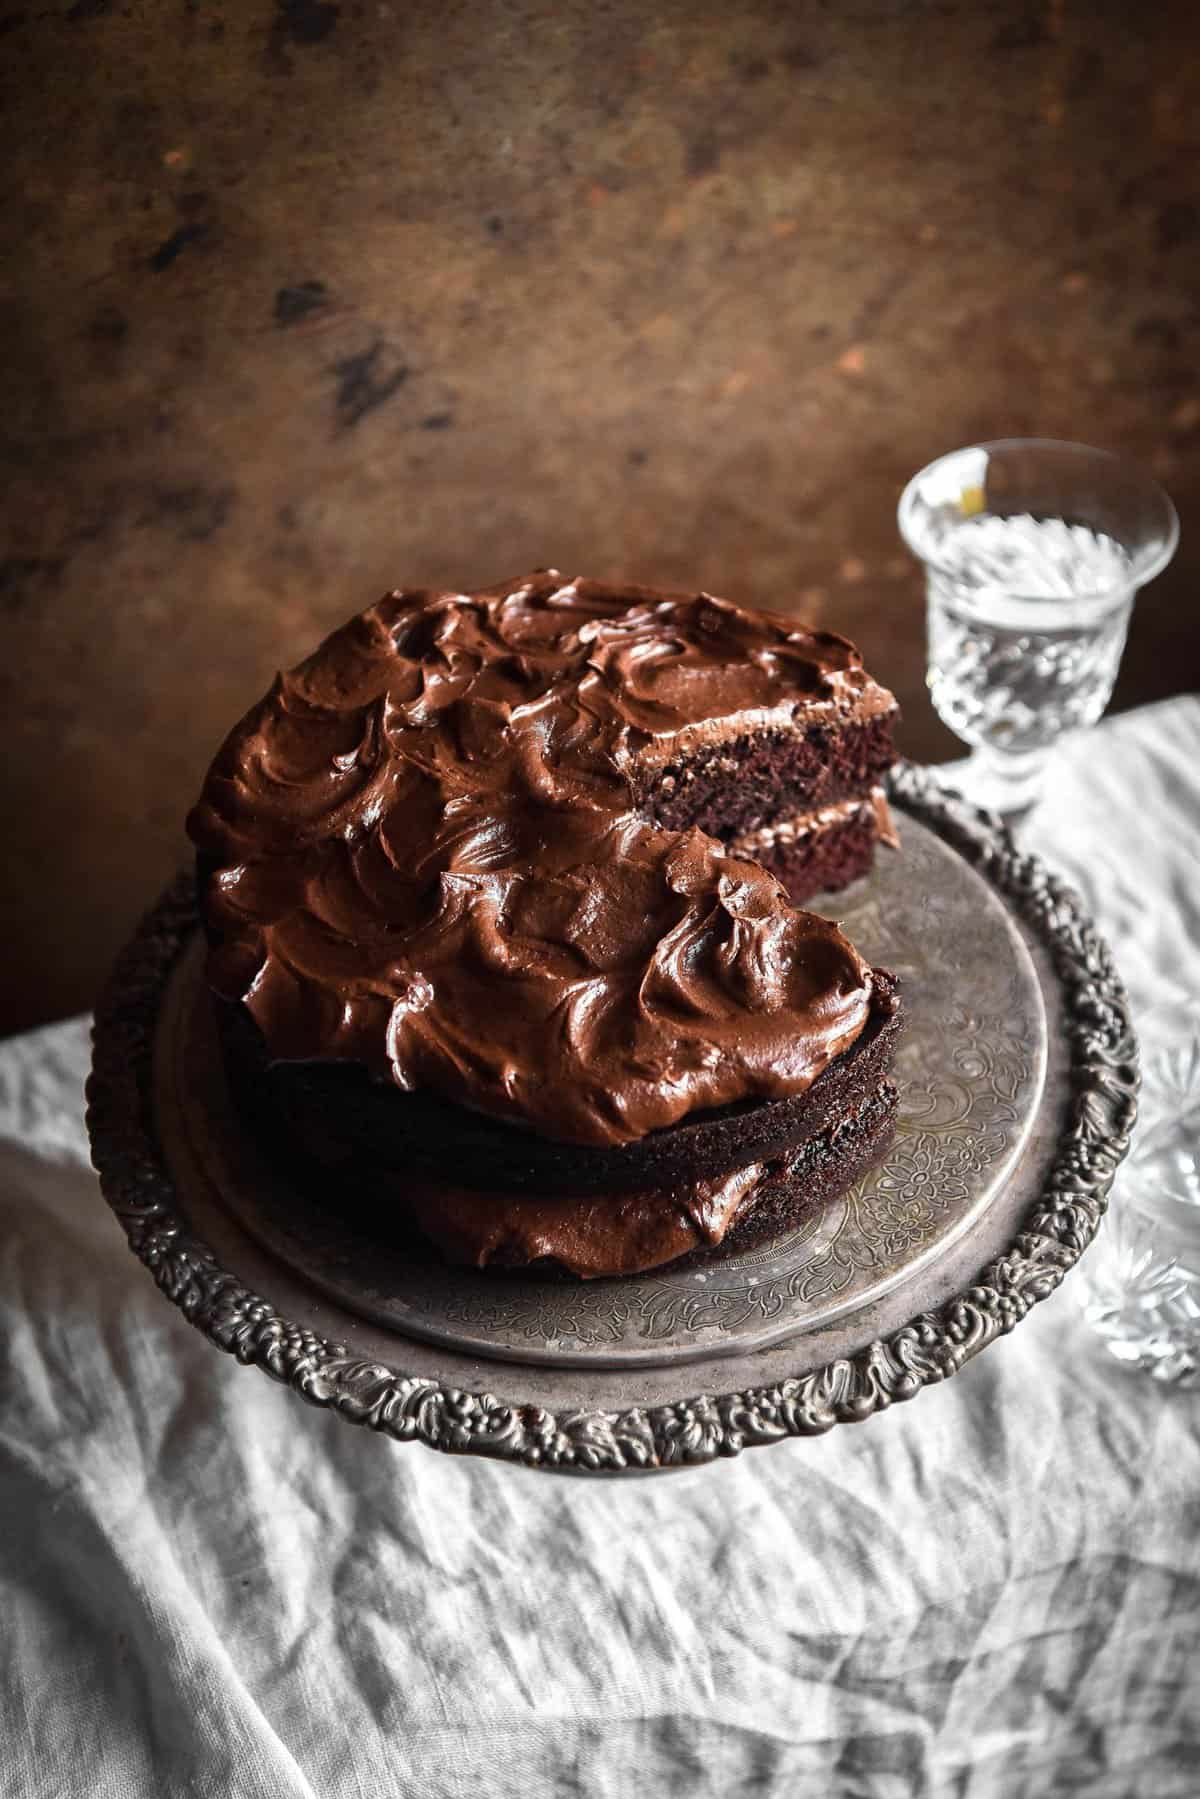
[3,0,1199,1032]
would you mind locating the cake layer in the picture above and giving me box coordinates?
[189,571,899,1150]
[218,969,901,1201]
[638,715,897,841]
[730,788,899,904]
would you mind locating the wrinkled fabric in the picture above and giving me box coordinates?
[2,697,1199,1799]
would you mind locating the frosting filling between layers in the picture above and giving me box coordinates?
[189,571,898,1151]
[403,1158,769,1278]
[730,786,900,856]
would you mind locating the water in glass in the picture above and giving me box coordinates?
[926,514,1134,754]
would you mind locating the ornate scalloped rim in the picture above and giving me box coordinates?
[85,764,1137,1473]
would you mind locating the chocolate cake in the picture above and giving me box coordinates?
[188,571,903,1280]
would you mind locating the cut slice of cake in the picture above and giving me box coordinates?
[188,571,902,1279]
[606,594,900,902]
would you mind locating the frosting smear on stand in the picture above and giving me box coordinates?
[189,572,893,1149]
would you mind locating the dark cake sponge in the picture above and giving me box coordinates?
[744,803,882,905]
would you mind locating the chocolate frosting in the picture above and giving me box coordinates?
[400,1157,771,1278]
[189,571,895,1149]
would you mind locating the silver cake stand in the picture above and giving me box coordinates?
[86,765,1137,1475]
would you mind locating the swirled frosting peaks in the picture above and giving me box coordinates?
[189,572,892,1147]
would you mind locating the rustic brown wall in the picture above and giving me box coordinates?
[3,0,1199,1034]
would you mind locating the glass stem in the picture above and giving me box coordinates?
[965,744,1047,818]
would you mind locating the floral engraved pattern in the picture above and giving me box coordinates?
[86,764,1137,1472]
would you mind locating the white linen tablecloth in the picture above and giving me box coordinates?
[3,698,1200,1799]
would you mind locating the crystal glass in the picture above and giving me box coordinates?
[1076,1001,1200,1386]
[898,440,1178,817]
